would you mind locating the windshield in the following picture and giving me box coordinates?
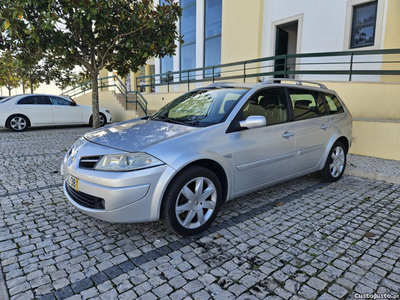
[151,88,249,127]
[0,96,16,103]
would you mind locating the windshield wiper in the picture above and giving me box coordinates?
[151,116,191,126]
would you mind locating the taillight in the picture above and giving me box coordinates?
[349,110,353,128]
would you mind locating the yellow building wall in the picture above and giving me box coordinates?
[321,81,400,120]
[221,0,263,64]
[382,0,400,82]
[351,121,400,160]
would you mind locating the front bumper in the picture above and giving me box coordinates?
[61,141,176,223]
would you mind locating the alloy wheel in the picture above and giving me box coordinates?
[330,146,345,177]
[175,177,217,229]
[10,117,27,131]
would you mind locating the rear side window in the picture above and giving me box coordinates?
[323,93,344,114]
[288,89,327,121]
[18,96,51,105]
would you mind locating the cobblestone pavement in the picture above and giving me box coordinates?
[347,154,400,177]
[1,127,400,300]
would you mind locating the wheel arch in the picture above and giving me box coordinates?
[158,158,229,219]
[89,112,107,126]
[5,114,31,128]
[336,136,349,153]
[319,134,351,171]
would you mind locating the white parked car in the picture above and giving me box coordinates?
[0,94,112,131]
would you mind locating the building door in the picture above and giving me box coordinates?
[274,21,298,79]
[274,27,289,78]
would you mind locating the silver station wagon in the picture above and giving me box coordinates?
[61,80,352,236]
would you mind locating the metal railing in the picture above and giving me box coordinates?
[136,48,400,92]
[63,75,148,115]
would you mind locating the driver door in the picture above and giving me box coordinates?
[229,88,295,193]
[49,96,83,124]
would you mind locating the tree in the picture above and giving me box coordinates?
[1,0,182,128]
[0,50,20,96]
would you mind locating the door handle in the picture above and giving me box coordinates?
[282,131,294,139]
[320,124,330,130]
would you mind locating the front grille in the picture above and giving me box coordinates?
[79,156,101,169]
[66,184,105,210]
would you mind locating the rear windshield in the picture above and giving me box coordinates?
[0,96,16,103]
[151,88,249,127]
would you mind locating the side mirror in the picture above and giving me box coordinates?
[239,116,266,129]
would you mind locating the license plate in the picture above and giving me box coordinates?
[65,173,79,191]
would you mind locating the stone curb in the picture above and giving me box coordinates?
[345,166,400,185]
[0,264,9,300]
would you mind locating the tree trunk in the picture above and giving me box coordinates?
[7,87,11,96]
[90,70,101,129]
[30,72,34,94]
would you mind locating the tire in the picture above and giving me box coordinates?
[7,115,29,132]
[161,165,223,236]
[318,141,347,182]
[89,113,106,127]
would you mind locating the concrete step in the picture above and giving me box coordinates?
[114,93,148,114]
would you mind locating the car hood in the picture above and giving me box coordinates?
[79,105,106,112]
[84,118,199,152]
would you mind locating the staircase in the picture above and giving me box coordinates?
[114,93,156,117]
[63,75,152,118]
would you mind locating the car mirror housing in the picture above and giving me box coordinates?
[239,116,267,129]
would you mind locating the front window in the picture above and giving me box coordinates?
[49,96,71,106]
[151,88,249,127]
[351,1,377,49]
[240,88,288,126]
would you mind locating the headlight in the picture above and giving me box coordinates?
[95,153,164,171]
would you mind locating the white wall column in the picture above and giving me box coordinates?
[196,0,205,87]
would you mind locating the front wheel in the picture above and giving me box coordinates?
[89,113,106,127]
[318,141,347,182]
[161,166,222,236]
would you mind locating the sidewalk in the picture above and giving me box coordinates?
[346,153,400,185]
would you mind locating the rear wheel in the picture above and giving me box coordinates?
[318,141,347,182]
[7,115,29,132]
[161,166,222,236]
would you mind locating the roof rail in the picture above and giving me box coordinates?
[263,79,327,89]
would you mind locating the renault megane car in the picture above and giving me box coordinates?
[0,94,112,131]
[61,80,352,236]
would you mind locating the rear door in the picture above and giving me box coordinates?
[288,88,332,174]
[17,96,53,125]
[229,87,295,193]
[49,96,83,124]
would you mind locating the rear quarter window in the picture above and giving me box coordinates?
[323,93,344,114]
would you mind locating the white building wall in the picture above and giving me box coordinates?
[261,0,388,82]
